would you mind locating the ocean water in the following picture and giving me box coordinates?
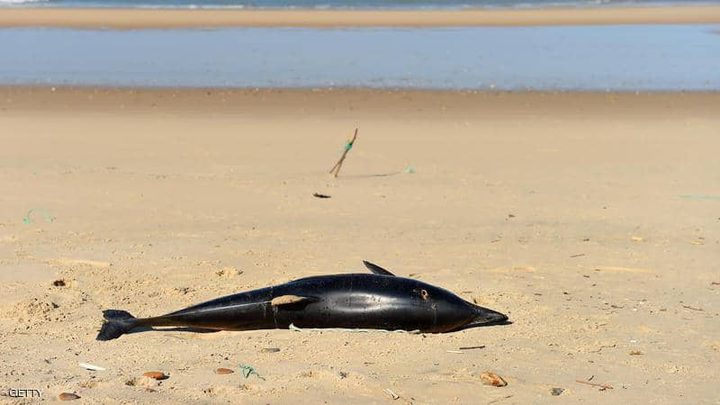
[0,0,718,9]
[1,25,718,90]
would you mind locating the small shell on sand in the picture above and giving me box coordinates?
[143,371,169,380]
[480,372,507,387]
[79,362,106,371]
[58,393,81,400]
[215,368,235,375]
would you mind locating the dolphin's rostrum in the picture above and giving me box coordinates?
[97,261,508,340]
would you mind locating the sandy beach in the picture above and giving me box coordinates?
[1,6,720,28]
[0,87,718,403]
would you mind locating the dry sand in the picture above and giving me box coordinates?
[1,6,720,28]
[0,87,719,403]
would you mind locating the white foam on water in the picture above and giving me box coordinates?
[0,0,47,4]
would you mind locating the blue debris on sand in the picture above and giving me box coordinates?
[679,194,720,201]
[22,208,55,225]
[239,364,266,380]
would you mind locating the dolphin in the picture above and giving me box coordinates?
[96,261,508,340]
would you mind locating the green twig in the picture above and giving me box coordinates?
[329,128,358,178]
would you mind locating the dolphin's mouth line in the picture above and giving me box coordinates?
[450,318,512,332]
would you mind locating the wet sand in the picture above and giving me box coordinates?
[0,6,720,28]
[0,87,718,403]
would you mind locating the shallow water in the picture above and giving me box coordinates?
[1,0,718,9]
[1,25,719,90]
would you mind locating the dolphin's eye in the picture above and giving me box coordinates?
[420,289,429,300]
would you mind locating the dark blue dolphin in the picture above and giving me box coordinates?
[97,261,508,340]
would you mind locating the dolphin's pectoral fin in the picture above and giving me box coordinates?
[363,260,396,276]
[270,295,318,307]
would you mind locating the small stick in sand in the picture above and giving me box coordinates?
[575,379,614,390]
[459,345,486,350]
[329,128,358,178]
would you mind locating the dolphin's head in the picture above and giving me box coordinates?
[414,282,509,332]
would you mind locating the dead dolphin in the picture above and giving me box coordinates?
[97,261,508,340]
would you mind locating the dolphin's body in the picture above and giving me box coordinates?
[97,261,508,340]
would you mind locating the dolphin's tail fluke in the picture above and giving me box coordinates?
[97,309,139,341]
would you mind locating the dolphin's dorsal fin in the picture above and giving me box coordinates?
[363,260,395,276]
[270,295,317,307]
